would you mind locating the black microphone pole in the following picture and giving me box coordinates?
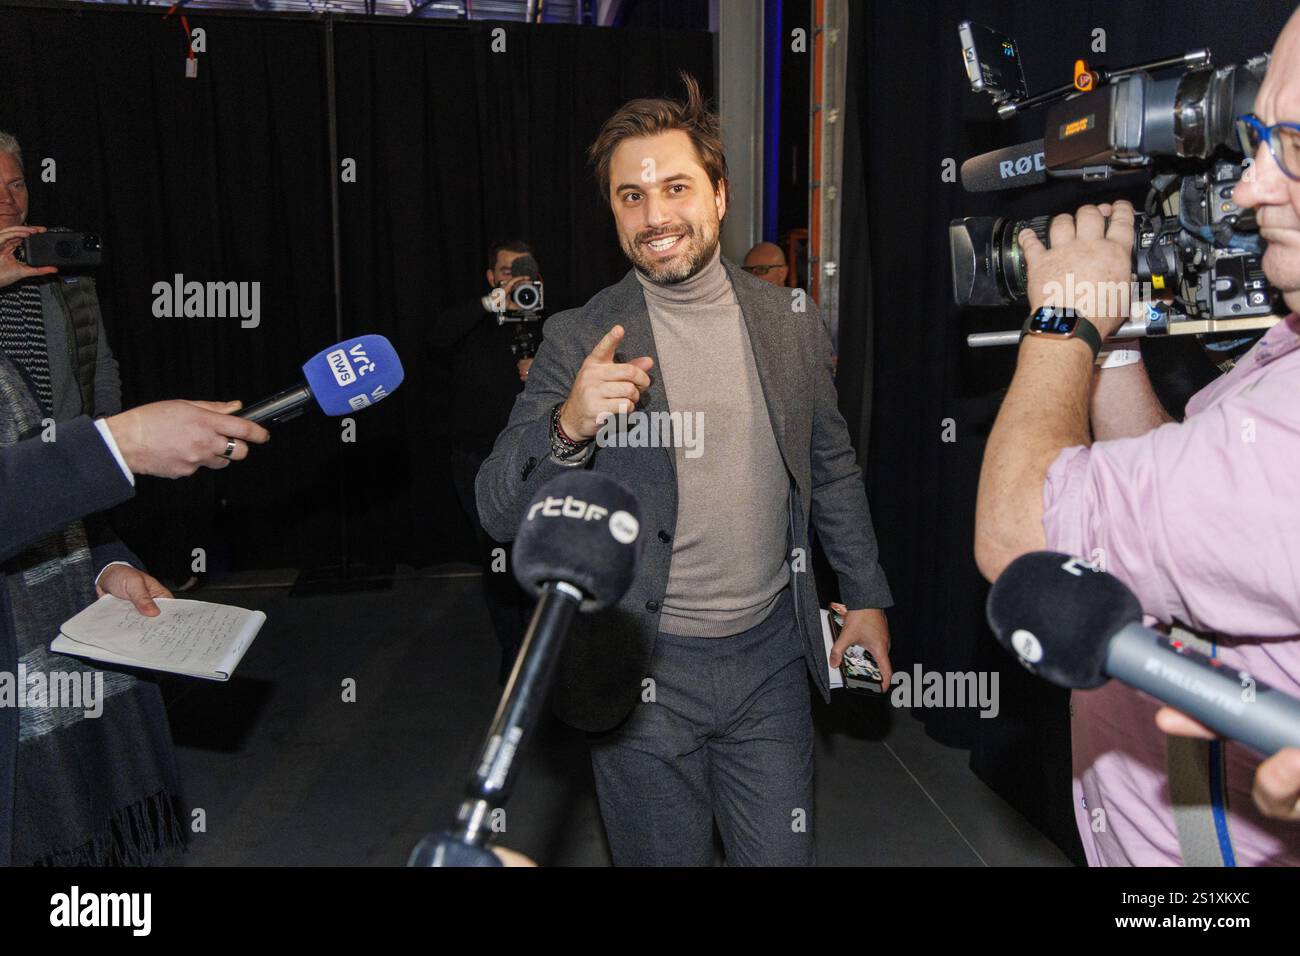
[408,580,583,866]
[237,383,313,425]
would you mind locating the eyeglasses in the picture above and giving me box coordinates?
[1235,113,1300,181]
[742,264,785,276]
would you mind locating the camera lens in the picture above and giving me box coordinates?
[514,284,538,309]
[998,216,1052,300]
[949,215,1053,307]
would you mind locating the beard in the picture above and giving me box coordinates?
[622,219,720,285]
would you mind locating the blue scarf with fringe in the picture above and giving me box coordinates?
[0,352,187,866]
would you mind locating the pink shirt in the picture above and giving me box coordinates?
[1042,314,1300,866]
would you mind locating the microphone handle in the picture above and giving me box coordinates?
[237,383,314,425]
[1105,622,1300,755]
[408,580,584,866]
[451,579,583,845]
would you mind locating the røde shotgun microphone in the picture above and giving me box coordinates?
[960,139,1048,192]
[236,333,404,425]
[409,471,643,867]
[987,551,1300,756]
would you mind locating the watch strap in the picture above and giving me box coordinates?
[1021,307,1103,359]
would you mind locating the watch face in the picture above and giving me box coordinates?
[1030,308,1077,336]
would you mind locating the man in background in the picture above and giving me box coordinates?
[431,239,541,684]
[741,241,789,287]
[0,131,120,421]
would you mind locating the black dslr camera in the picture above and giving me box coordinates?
[950,21,1278,350]
[493,253,545,360]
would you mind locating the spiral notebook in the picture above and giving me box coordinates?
[52,595,266,681]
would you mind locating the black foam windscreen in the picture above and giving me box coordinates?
[986,551,1143,689]
[960,139,1048,192]
[512,471,642,611]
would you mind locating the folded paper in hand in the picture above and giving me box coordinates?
[52,595,266,681]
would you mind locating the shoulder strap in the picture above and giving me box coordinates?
[1166,625,1237,866]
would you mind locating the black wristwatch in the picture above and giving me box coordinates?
[1020,306,1102,359]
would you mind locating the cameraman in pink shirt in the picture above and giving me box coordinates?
[975,9,1300,866]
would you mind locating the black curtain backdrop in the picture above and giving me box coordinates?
[0,2,711,577]
[840,0,1294,859]
[331,18,712,567]
[0,4,337,580]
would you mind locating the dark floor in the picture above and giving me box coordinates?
[165,568,1069,866]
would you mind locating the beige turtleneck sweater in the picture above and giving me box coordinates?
[634,247,790,637]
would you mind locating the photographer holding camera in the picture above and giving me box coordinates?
[431,239,545,684]
[974,11,1300,866]
[0,131,121,421]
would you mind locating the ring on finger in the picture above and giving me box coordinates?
[220,438,237,460]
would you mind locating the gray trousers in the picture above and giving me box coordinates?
[589,587,816,866]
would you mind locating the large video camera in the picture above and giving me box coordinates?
[491,253,545,359]
[949,21,1279,349]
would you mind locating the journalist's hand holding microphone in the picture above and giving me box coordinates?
[1157,708,1300,822]
[104,400,270,478]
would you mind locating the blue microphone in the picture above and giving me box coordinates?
[238,334,405,425]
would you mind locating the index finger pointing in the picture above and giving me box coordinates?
[588,325,624,363]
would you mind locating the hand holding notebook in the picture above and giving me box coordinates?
[53,595,266,681]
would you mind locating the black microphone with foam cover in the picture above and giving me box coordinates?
[987,551,1300,756]
[960,139,1048,192]
[409,471,642,866]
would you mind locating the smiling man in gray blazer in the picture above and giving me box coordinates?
[476,74,892,867]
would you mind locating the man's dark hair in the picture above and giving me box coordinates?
[487,238,535,271]
[586,71,727,204]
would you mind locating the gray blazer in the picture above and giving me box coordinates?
[476,258,892,732]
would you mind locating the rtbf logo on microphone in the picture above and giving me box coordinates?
[303,334,404,416]
[526,494,639,545]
